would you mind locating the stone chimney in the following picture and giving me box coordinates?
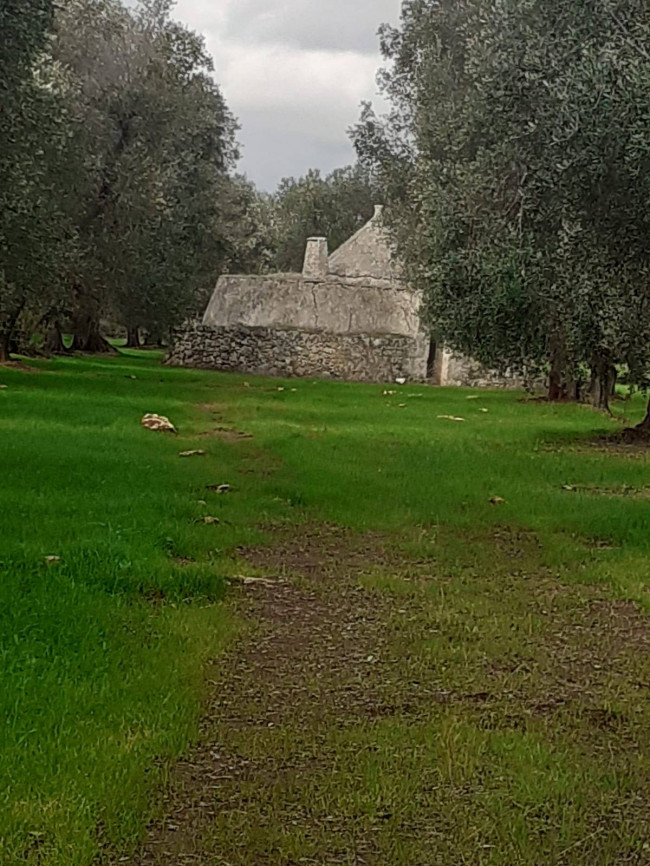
[302,237,329,280]
[372,204,384,222]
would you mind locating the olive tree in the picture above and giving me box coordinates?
[355,0,650,413]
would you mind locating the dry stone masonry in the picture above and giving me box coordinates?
[167,206,515,386]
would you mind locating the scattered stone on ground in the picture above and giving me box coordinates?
[141,414,177,434]
[44,555,61,565]
[0,384,7,389]
[179,450,206,458]
[438,414,466,422]
[206,484,231,494]
[229,575,283,587]
[490,496,506,505]
[562,484,650,499]
[199,516,220,526]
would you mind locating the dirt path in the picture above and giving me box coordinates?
[135,527,398,865]
[132,525,650,866]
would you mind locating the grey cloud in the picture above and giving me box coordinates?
[237,111,357,188]
[167,0,401,188]
[224,0,400,54]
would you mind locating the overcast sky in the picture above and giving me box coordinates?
[170,0,402,190]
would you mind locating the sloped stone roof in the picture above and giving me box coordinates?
[328,205,403,283]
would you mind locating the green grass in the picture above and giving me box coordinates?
[0,351,649,864]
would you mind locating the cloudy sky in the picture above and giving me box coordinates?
[170,0,402,189]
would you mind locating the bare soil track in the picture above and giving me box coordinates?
[131,525,650,866]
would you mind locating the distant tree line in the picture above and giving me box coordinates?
[355,0,650,417]
[0,0,378,360]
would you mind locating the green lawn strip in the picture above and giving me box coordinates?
[0,354,287,864]
[1,355,649,864]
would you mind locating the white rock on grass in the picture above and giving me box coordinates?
[141,413,177,434]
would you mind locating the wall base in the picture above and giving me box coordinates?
[166,322,426,383]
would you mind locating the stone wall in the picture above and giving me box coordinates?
[441,351,528,389]
[166,321,423,383]
[203,274,423,343]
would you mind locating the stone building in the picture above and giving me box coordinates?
[167,206,502,386]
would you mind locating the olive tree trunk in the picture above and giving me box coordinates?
[71,315,116,353]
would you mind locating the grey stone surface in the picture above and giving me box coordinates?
[302,237,329,279]
[166,322,420,383]
[169,206,521,388]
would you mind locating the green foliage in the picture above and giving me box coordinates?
[52,0,240,342]
[0,0,255,354]
[0,0,72,359]
[355,0,650,399]
[270,164,380,272]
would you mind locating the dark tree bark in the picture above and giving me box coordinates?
[43,321,67,354]
[0,300,27,363]
[142,329,167,348]
[547,341,580,402]
[0,333,10,364]
[71,315,116,353]
[125,326,141,348]
[589,361,616,412]
[548,344,581,403]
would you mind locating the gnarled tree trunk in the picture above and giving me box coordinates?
[0,300,26,364]
[71,315,116,353]
[44,321,67,355]
[125,326,141,348]
[547,340,580,402]
[589,361,616,413]
[0,333,10,364]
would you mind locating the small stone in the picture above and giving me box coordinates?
[206,483,232,494]
[45,556,61,565]
[198,499,207,506]
[200,516,220,525]
[0,384,7,389]
[480,408,489,413]
[437,415,466,423]
[395,378,407,385]
[179,450,206,458]
[141,413,177,434]
[490,496,506,506]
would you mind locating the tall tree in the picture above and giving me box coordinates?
[52,0,239,350]
[0,0,70,361]
[355,0,650,411]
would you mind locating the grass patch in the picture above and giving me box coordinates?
[1,353,649,864]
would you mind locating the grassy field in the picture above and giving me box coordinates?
[0,351,649,865]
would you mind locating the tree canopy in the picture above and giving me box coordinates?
[354,0,650,409]
[0,0,250,355]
